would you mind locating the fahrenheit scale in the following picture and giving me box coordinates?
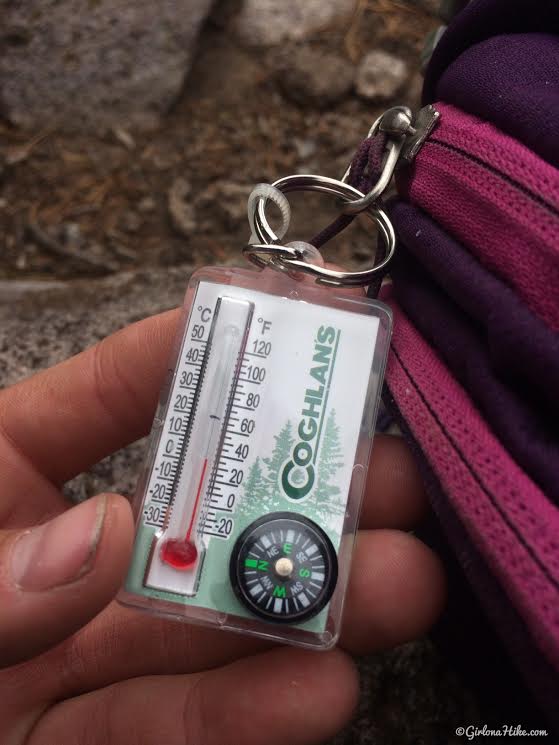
[120,266,391,649]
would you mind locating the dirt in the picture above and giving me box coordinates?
[0,0,436,281]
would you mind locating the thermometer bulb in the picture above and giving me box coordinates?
[160,538,198,570]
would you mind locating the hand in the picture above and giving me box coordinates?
[0,306,446,745]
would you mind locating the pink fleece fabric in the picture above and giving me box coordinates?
[382,288,559,673]
[402,103,559,331]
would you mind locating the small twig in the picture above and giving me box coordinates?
[112,126,136,150]
[4,130,53,166]
[64,204,101,219]
[26,218,118,273]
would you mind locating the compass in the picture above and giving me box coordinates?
[230,512,338,623]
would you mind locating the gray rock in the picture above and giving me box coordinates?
[0,279,68,305]
[331,642,480,744]
[0,0,213,132]
[227,0,357,46]
[168,178,197,238]
[355,51,409,102]
[0,267,192,388]
[0,267,192,502]
[277,47,354,108]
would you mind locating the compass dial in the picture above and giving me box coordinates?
[230,512,338,623]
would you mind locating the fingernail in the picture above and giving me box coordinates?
[10,495,106,591]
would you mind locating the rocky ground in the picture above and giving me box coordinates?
[0,1,485,742]
[0,0,436,280]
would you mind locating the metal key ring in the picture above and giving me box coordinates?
[245,174,396,287]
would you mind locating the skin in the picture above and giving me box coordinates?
[0,296,446,745]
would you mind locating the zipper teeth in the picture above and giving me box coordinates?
[428,137,559,221]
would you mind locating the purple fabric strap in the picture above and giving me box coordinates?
[309,132,388,297]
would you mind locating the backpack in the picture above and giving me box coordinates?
[385,0,559,730]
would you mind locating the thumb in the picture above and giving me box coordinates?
[0,493,133,667]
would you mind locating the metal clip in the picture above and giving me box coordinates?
[244,174,396,287]
[243,104,440,287]
[340,104,440,216]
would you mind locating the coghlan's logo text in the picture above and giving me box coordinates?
[281,325,340,500]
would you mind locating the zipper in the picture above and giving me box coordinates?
[399,104,442,165]
[397,101,559,330]
[427,137,559,219]
[415,102,559,216]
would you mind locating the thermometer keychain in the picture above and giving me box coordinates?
[118,107,429,648]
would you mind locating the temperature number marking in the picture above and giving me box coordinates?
[142,302,214,528]
[250,339,272,357]
[144,504,164,527]
[217,517,233,536]
[179,371,195,388]
[242,365,266,383]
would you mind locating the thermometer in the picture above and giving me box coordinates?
[144,296,253,596]
[122,268,391,649]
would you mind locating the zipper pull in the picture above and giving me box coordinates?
[399,105,440,165]
[377,104,441,165]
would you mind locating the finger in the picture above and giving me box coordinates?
[0,493,133,667]
[29,647,358,745]
[360,434,429,530]
[0,431,65,529]
[0,308,180,487]
[340,529,446,654]
[32,527,444,700]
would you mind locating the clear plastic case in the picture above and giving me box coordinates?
[118,266,392,649]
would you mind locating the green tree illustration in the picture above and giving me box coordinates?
[238,456,268,521]
[262,420,294,508]
[314,410,345,521]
